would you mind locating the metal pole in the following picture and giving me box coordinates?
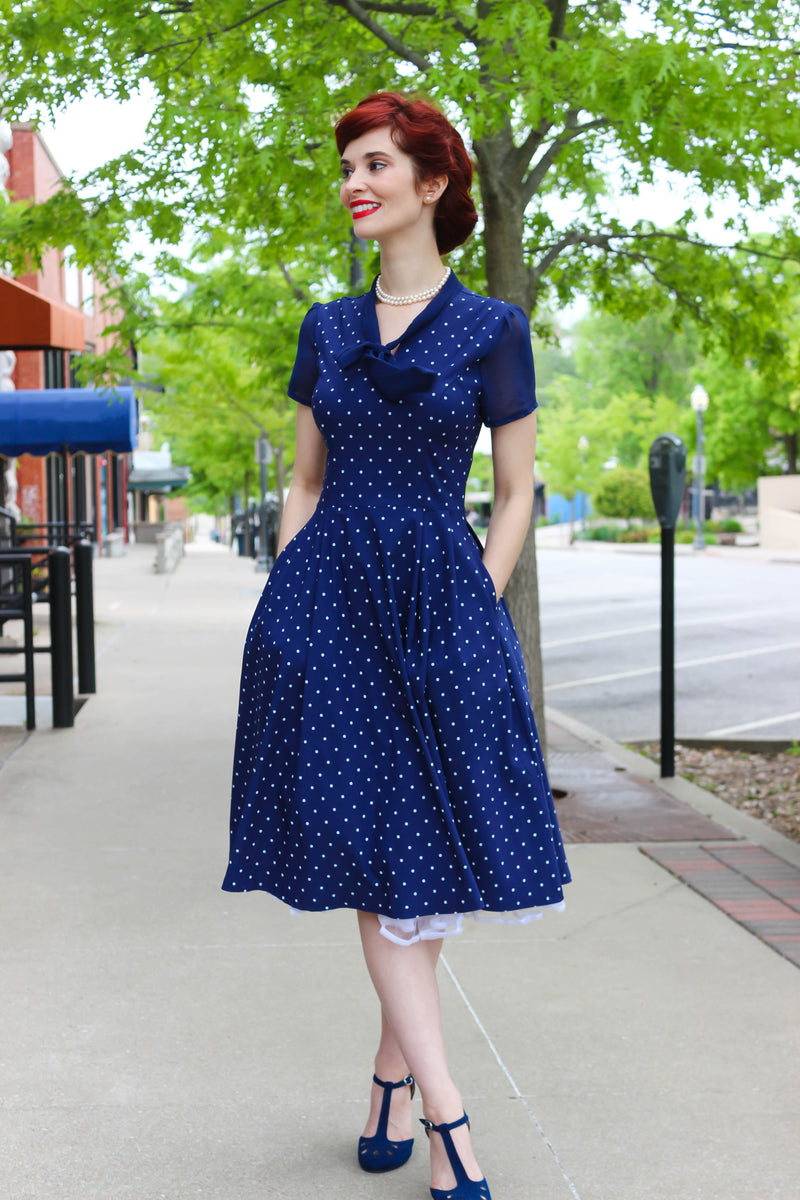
[660,525,675,777]
[21,555,35,731]
[256,432,269,573]
[48,546,74,728]
[693,409,706,550]
[74,539,96,694]
[350,230,367,291]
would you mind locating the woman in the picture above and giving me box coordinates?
[223,92,571,1200]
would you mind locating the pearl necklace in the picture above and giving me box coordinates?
[375,267,451,306]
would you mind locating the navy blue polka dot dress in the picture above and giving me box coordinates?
[222,272,571,943]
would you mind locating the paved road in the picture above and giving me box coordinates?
[537,546,800,743]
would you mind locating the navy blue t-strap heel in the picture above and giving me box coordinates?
[357,1073,415,1172]
[420,1112,492,1200]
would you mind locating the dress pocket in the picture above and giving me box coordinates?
[267,512,318,587]
[463,520,500,607]
[478,557,499,605]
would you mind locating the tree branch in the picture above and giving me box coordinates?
[217,386,268,431]
[134,0,290,58]
[356,0,478,40]
[356,1,435,14]
[529,223,797,319]
[522,113,611,205]
[507,118,553,187]
[710,39,800,54]
[326,0,432,72]
[545,0,569,46]
[277,261,311,304]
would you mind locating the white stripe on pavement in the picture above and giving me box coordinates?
[542,606,799,650]
[545,640,800,692]
[703,711,800,737]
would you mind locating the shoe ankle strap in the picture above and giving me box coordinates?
[373,1072,415,1090]
[420,1111,470,1136]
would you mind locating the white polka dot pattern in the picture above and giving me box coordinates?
[222,273,571,931]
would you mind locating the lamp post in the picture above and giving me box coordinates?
[578,435,589,532]
[255,430,272,573]
[690,384,709,550]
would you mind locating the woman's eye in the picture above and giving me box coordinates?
[341,167,353,178]
[369,160,386,171]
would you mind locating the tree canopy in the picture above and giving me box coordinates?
[537,295,800,498]
[3,1,800,335]
[142,254,308,513]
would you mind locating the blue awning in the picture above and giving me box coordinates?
[0,387,139,456]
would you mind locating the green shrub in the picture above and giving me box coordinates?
[593,468,653,522]
[720,518,744,533]
[617,528,649,542]
[675,529,717,544]
[581,524,618,541]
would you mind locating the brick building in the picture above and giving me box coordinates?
[0,122,133,543]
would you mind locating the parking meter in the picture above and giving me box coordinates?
[649,434,687,528]
[648,433,686,779]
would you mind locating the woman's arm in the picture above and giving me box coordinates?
[275,403,328,558]
[480,410,537,602]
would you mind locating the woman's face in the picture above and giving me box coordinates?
[340,126,436,243]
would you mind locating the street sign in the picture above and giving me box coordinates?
[254,437,273,465]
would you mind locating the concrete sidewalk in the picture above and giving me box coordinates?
[1,544,797,1200]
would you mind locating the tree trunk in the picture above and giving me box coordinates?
[475,132,549,763]
[475,138,531,306]
[785,431,798,475]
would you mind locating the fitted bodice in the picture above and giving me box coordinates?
[287,272,537,513]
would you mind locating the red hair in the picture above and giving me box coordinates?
[335,92,478,255]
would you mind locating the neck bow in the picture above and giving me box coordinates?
[335,341,436,405]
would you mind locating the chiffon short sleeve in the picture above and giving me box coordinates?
[287,303,321,405]
[478,304,537,428]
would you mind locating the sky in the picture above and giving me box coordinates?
[40,94,154,179]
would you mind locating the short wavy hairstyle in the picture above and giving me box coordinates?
[335,92,478,255]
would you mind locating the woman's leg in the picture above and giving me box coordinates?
[358,911,483,1189]
[362,939,442,1139]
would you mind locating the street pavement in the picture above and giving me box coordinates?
[535,534,800,743]
[1,541,798,1200]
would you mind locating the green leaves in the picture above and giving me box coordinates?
[3,0,800,498]
[141,254,307,507]
[593,467,654,522]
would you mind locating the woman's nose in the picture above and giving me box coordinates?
[344,170,365,195]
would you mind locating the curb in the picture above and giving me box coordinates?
[628,735,797,755]
[545,704,800,871]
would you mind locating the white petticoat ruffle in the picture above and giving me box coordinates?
[377,901,566,946]
[288,901,566,944]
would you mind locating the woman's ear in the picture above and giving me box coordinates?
[422,175,449,204]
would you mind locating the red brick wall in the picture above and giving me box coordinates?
[7,128,66,301]
[13,351,44,390]
[7,125,124,346]
[165,497,190,526]
[16,456,47,525]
